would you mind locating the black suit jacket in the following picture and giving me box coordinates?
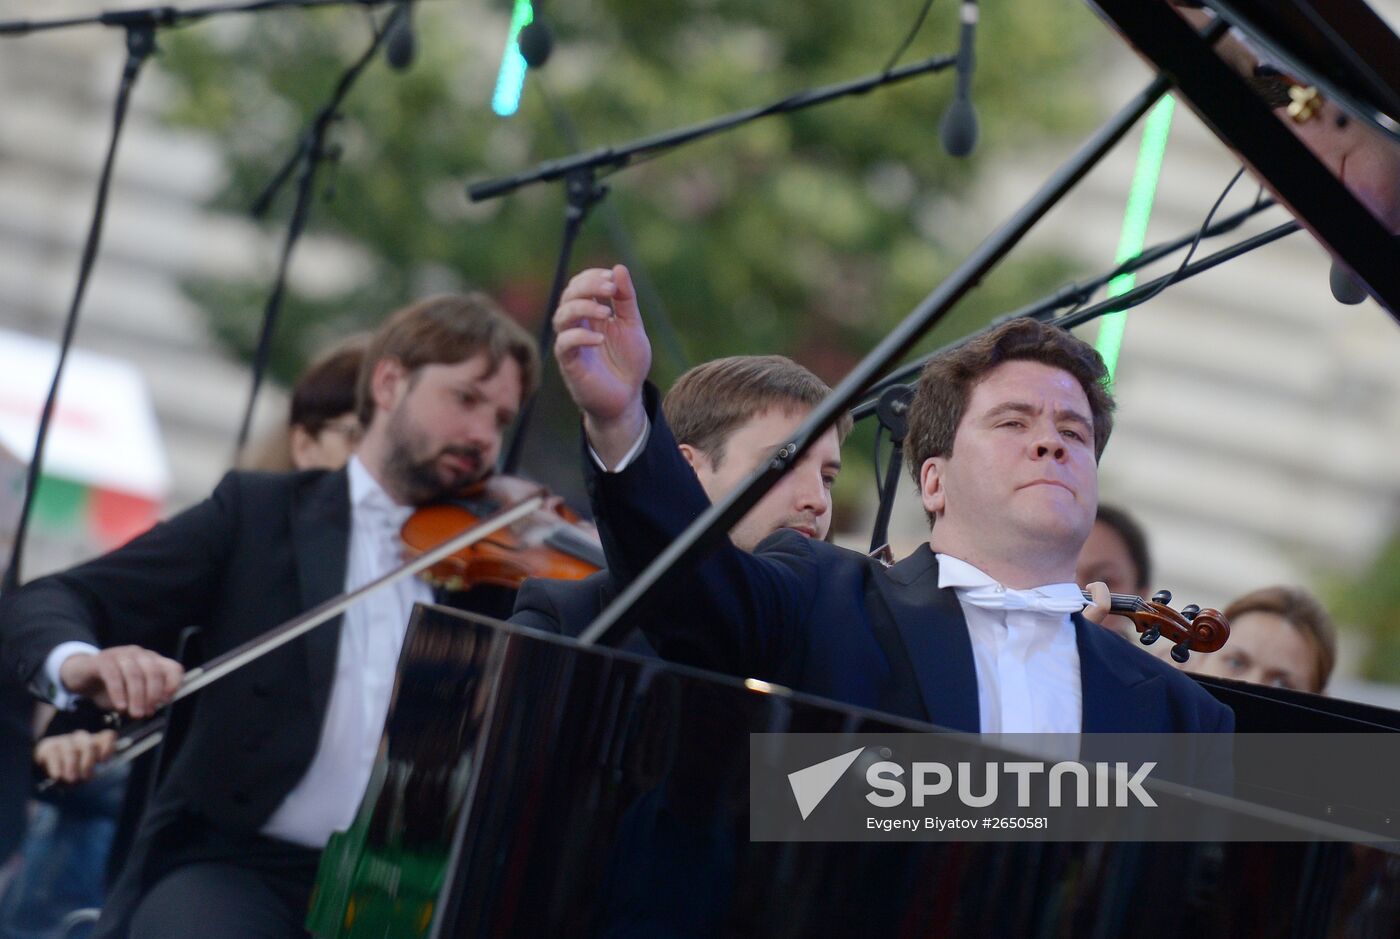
[585,391,1234,735]
[0,468,385,935]
[510,570,656,657]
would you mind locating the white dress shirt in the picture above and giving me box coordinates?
[936,554,1083,735]
[261,456,432,847]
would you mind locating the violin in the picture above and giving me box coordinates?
[1087,587,1229,662]
[400,474,605,591]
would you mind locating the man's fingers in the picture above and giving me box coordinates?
[93,730,117,763]
[609,264,641,321]
[74,732,96,780]
[35,740,61,780]
[158,659,184,702]
[57,647,181,717]
[95,657,128,712]
[552,298,612,333]
[554,328,607,359]
[118,656,150,718]
[560,267,618,306]
[59,740,79,783]
[1082,581,1111,625]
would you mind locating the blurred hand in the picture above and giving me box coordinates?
[58,645,183,719]
[34,729,118,785]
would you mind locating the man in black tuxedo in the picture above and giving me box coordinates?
[552,264,1232,735]
[510,354,850,645]
[0,293,537,938]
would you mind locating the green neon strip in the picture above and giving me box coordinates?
[1096,94,1175,381]
[491,0,534,116]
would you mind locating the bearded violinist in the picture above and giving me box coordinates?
[0,293,537,939]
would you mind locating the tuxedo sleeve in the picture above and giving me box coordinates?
[0,472,242,692]
[582,385,818,679]
[509,577,569,635]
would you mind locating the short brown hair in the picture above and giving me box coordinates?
[1223,586,1337,693]
[662,355,853,467]
[291,333,370,435]
[905,318,1115,485]
[356,293,539,426]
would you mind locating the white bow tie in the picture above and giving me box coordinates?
[955,583,1085,615]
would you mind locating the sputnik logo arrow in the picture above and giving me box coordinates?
[787,747,865,820]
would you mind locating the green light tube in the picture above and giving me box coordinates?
[1096,94,1175,381]
[492,0,535,117]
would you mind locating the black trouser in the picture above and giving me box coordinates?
[124,824,320,939]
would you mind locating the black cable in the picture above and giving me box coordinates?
[851,193,1280,415]
[1053,219,1299,328]
[1117,163,1247,311]
[882,0,938,74]
[232,3,404,460]
[851,217,1301,422]
[3,25,157,593]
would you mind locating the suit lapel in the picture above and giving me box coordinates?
[871,546,981,733]
[1076,616,1164,732]
[291,468,352,704]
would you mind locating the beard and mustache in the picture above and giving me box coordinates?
[382,406,490,505]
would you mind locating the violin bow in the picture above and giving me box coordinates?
[39,494,544,791]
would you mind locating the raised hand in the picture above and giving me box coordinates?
[58,645,184,719]
[553,264,653,467]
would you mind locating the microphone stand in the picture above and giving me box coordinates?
[232,1,409,459]
[0,0,391,36]
[1,20,156,592]
[468,51,959,475]
[0,0,401,591]
[867,384,913,558]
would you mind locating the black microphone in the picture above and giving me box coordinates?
[518,20,554,69]
[1329,260,1369,304]
[940,0,979,157]
[385,1,416,72]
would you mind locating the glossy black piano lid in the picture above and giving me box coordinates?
[1193,673,1400,733]
[413,606,1400,938]
[1086,0,1400,317]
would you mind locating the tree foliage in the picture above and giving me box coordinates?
[156,0,1110,506]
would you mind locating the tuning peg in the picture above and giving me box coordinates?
[1171,642,1191,663]
[1181,604,1200,621]
[1151,589,1173,605]
[1140,627,1161,646]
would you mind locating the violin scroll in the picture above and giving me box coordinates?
[1089,586,1230,663]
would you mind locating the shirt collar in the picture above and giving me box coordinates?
[348,456,413,522]
[935,553,1083,605]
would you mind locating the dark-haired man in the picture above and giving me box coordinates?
[0,293,537,938]
[511,355,850,640]
[553,264,1231,735]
